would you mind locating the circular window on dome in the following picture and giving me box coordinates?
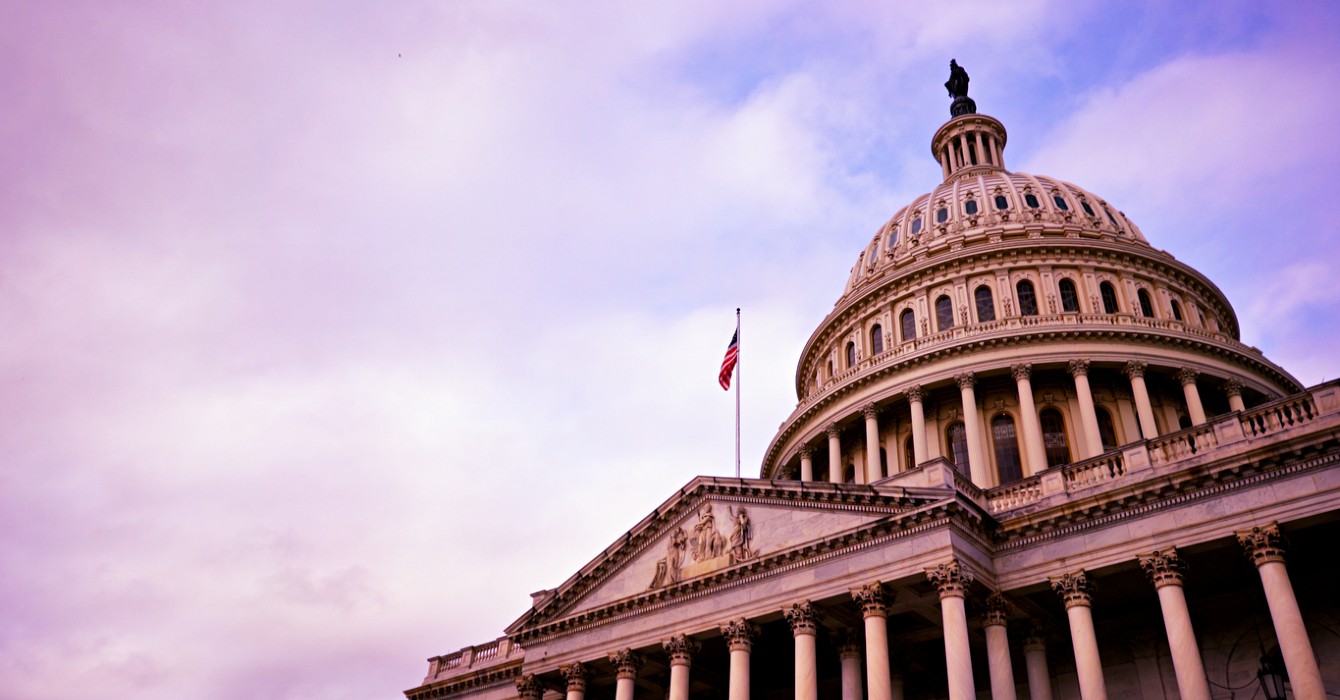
[964,200,978,215]
[936,207,948,223]
[1025,193,1040,209]
[1080,200,1095,217]
[1053,195,1070,211]
[994,195,1009,210]
[911,218,922,234]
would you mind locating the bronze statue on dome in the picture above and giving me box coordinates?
[945,59,977,117]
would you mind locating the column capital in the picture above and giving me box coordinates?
[906,384,925,402]
[1137,548,1186,588]
[833,628,863,659]
[1010,363,1033,381]
[925,558,973,599]
[862,402,879,420]
[1224,378,1244,397]
[561,662,588,692]
[1020,622,1048,652]
[783,601,818,636]
[719,618,757,652]
[1049,570,1093,609]
[1237,522,1286,566]
[663,634,699,666]
[850,581,890,618]
[607,649,644,679]
[797,445,812,460]
[1176,367,1200,385]
[1067,359,1091,377]
[826,423,841,439]
[516,674,545,700]
[983,591,1011,627]
[955,372,977,390]
[1123,360,1148,379]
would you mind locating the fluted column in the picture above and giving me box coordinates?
[785,602,818,700]
[1178,368,1207,425]
[721,619,756,700]
[852,582,893,700]
[1012,364,1048,475]
[1237,524,1325,699]
[1069,360,1104,457]
[1138,549,1210,700]
[927,559,976,700]
[1050,571,1106,700]
[516,674,544,700]
[983,593,1018,700]
[955,373,989,486]
[864,403,884,482]
[664,635,699,700]
[608,650,643,700]
[827,424,843,483]
[836,631,864,700]
[1124,361,1159,439]
[908,386,928,467]
[799,446,814,482]
[1225,378,1246,413]
[1021,626,1053,700]
[562,663,588,700]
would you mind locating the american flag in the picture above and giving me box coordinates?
[718,328,739,390]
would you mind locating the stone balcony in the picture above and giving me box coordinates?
[421,636,524,686]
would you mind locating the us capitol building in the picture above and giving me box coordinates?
[405,65,1340,700]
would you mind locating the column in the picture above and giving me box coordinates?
[864,403,885,482]
[908,386,928,467]
[927,559,976,700]
[720,619,756,700]
[1137,549,1210,700]
[827,424,843,483]
[1237,524,1326,699]
[836,631,864,700]
[974,131,985,166]
[1013,364,1048,475]
[1021,625,1053,700]
[664,635,698,700]
[941,148,951,180]
[1069,360,1104,457]
[784,602,818,700]
[1050,571,1107,700]
[516,674,544,700]
[608,650,643,700]
[983,593,1018,700]
[799,446,814,482]
[852,582,893,700]
[1178,368,1207,425]
[1124,361,1159,439]
[562,663,588,700]
[955,373,989,486]
[1225,378,1246,413]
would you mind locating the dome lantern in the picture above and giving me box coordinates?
[932,61,1006,181]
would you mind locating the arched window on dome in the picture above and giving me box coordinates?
[936,207,949,224]
[1137,289,1155,318]
[846,341,856,369]
[1040,408,1070,468]
[945,422,969,475]
[1100,282,1119,314]
[1081,200,1095,217]
[992,414,1024,484]
[1096,407,1119,451]
[871,325,884,355]
[1058,278,1080,313]
[964,199,978,215]
[975,285,996,322]
[1171,300,1184,322]
[1052,194,1070,211]
[935,295,955,332]
[994,195,1009,210]
[911,218,922,235]
[1016,280,1039,316]
[887,227,899,248]
[900,309,916,342]
[1024,193,1040,209]
[904,436,915,471]
[866,243,879,268]
[1103,206,1119,227]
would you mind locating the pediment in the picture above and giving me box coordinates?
[506,477,949,636]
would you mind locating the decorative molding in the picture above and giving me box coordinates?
[516,674,544,700]
[955,372,976,390]
[663,634,699,666]
[719,619,757,652]
[1225,378,1244,397]
[608,649,644,679]
[1177,367,1200,385]
[906,385,925,403]
[1237,522,1286,566]
[1137,548,1186,589]
[1011,363,1032,382]
[983,592,1011,626]
[1067,359,1090,377]
[1050,570,1093,609]
[561,662,588,692]
[851,581,890,618]
[784,601,818,636]
[863,402,879,420]
[926,558,973,598]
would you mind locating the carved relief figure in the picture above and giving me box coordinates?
[648,527,687,589]
[727,506,756,563]
[690,504,726,561]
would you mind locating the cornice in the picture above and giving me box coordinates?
[405,662,522,700]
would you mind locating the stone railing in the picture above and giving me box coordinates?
[426,637,523,682]
[1241,393,1317,439]
[1062,450,1125,488]
[1148,423,1219,466]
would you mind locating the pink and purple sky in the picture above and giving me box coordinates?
[3,2,1339,698]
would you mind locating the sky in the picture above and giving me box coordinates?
[2,1,1339,698]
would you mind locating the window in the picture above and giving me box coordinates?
[911,218,922,234]
[1025,193,1040,208]
[994,195,1009,210]
[965,199,978,215]
[1016,280,1039,316]
[867,243,879,267]
[1171,300,1184,321]
[936,295,955,331]
[1103,206,1119,227]
[1053,195,1070,211]
[936,207,948,223]
[1040,408,1070,468]
[827,360,833,378]
[1100,282,1119,314]
[871,325,884,355]
[1059,278,1080,313]
[846,341,856,368]
[904,436,915,471]
[1081,200,1095,217]
[900,309,916,342]
[887,228,899,247]
[946,422,969,474]
[992,414,1024,484]
[1096,407,1119,451]
[1137,289,1155,318]
[975,285,996,322]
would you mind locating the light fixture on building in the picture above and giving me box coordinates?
[1257,653,1287,700]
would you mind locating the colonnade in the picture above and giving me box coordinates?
[791,360,1230,488]
[517,522,1326,700]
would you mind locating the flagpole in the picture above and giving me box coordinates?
[735,308,741,478]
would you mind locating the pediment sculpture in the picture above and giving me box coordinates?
[650,503,756,589]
